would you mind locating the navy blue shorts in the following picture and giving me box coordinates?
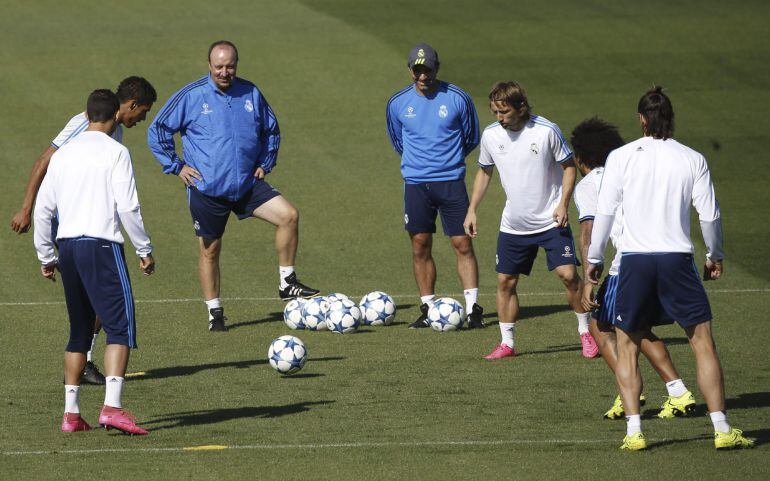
[188,180,281,239]
[57,238,137,351]
[495,226,579,276]
[614,253,711,333]
[404,180,469,236]
[593,274,619,327]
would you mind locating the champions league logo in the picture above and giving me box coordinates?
[201,103,213,115]
[405,106,416,118]
[562,245,573,258]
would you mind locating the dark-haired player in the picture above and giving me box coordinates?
[572,117,695,420]
[34,89,154,435]
[11,76,157,384]
[586,87,754,451]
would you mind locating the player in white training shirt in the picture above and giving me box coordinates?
[586,87,753,451]
[572,117,695,421]
[34,90,154,435]
[11,77,156,385]
[464,81,596,360]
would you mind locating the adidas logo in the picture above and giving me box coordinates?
[616,315,623,322]
[636,146,644,152]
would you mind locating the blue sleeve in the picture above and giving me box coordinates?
[386,95,404,156]
[147,90,189,176]
[457,90,480,157]
[257,91,280,173]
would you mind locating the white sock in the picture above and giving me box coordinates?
[576,311,590,335]
[205,298,222,321]
[710,411,731,433]
[86,332,99,362]
[626,414,642,436]
[499,322,515,348]
[104,376,124,408]
[279,266,295,289]
[665,379,688,398]
[65,385,80,414]
[463,288,478,314]
[420,294,435,305]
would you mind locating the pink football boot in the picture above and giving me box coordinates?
[99,406,148,435]
[61,413,92,433]
[580,332,600,358]
[484,343,517,360]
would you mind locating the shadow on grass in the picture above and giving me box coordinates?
[648,428,769,449]
[647,433,711,450]
[481,304,572,326]
[227,311,284,330]
[726,392,770,410]
[128,356,346,381]
[521,343,582,355]
[396,303,415,311]
[144,400,334,430]
[659,336,690,346]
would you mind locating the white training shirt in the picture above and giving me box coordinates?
[588,136,722,264]
[478,115,573,235]
[34,131,152,264]
[51,112,123,148]
[574,167,622,275]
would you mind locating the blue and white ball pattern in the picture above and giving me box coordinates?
[326,299,362,334]
[325,292,349,303]
[428,297,465,332]
[268,335,307,375]
[283,298,307,330]
[301,297,329,331]
[359,291,396,326]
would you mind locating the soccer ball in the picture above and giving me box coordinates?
[326,299,361,334]
[302,297,329,331]
[267,335,307,375]
[283,298,307,330]
[326,292,349,303]
[359,291,396,326]
[428,297,465,332]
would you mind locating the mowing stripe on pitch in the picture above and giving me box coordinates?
[0,288,767,307]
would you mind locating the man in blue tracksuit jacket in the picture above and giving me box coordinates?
[148,40,318,332]
[386,43,485,330]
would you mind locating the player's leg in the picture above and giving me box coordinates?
[438,180,483,328]
[485,231,534,359]
[615,328,647,450]
[57,238,95,432]
[545,226,596,357]
[247,182,318,299]
[87,240,147,435]
[404,183,439,328]
[639,330,696,418]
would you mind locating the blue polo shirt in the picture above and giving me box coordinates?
[148,74,280,201]
[386,81,479,183]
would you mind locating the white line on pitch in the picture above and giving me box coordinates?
[1,287,768,307]
[2,438,617,456]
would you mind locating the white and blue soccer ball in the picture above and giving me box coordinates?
[428,297,465,332]
[268,335,307,375]
[283,298,307,330]
[325,292,349,303]
[326,299,361,334]
[359,291,396,326]
[301,297,329,331]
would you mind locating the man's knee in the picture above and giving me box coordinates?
[497,274,518,294]
[556,265,580,287]
[450,235,474,257]
[199,238,222,261]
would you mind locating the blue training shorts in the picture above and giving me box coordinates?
[188,180,281,239]
[496,226,579,276]
[58,237,137,351]
[614,253,712,333]
[404,180,469,237]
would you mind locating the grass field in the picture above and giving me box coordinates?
[1,0,769,479]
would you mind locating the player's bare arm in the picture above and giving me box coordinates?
[178,164,202,186]
[11,146,58,234]
[553,159,577,227]
[464,165,494,237]
[579,219,599,310]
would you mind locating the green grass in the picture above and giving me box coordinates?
[1,0,769,479]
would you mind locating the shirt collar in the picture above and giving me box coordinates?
[206,74,238,96]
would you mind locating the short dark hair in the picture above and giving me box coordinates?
[488,81,532,119]
[638,86,674,139]
[570,117,625,169]
[116,76,157,106]
[208,40,239,63]
[87,89,120,122]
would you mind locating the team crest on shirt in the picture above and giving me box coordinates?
[405,106,416,118]
[497,144,505,152]
[244,100,254,112]
[530,143,538,155]
[438,105,448,118]
[201,103,213,115]
[562,245,573,258]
